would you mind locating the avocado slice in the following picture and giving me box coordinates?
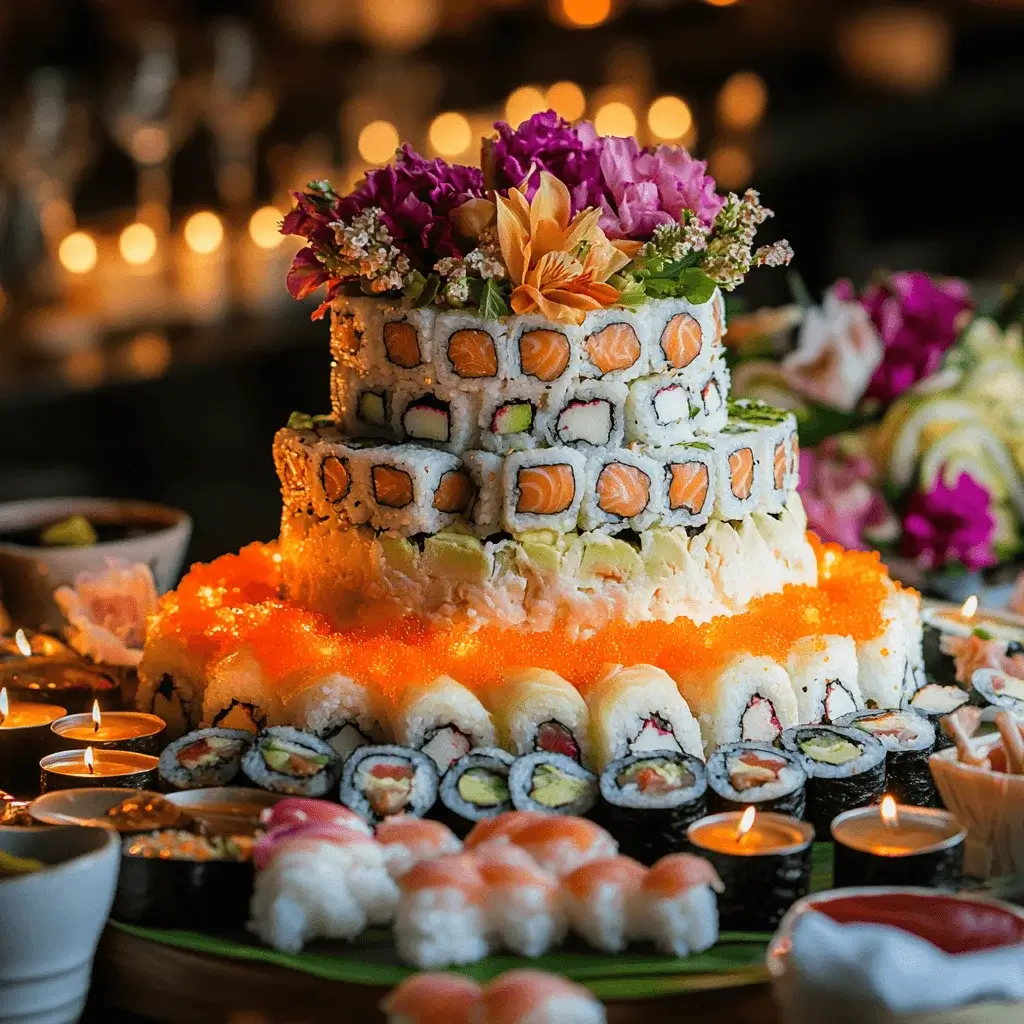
[642,529,690,580]
[491,401,534,435]
[457,767,509,807]
[530,763,590,808]
[358,391,388,426]
[380,534,418,575]
[578,535,642,584]
[422,532,489,583]
[799,734,861,766]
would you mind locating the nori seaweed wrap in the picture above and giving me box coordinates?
[902,684,968,752]
[340,744,439,825]
[836,708,937,807]
[158,728,253,790]
[241,726,341,797]
[707,742,806,818]
[781,724,885,836]
[435,746,515,837]
[595,749,706,865]
[971,667,1024,713]
[508,751,598,817]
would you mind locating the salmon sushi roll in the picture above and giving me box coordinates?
[857,580,923,711]
[634,853,723,956]
[309,438,367,525]
[434,311,508,390]
[479,854,567,957]
[728,401,798,514]
[509,816,618,878]
[373,307,436,375]
[711,425,762,520]
[392,383,480,454]
[547,381,628,449]
[581,449,663,534]
[437,747,516,835]
[644,296,718,378]
[463,810,548,851]
[381,973,482,1024]
[508,315,582,386]
[563,855,647,953]
[502,447,587,534]
[461,450,503,537]
[376,816,463,878]
[476,969,606,1024]
[651,443,716,528]
[579,308,648,382]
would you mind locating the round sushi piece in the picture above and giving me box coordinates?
[510,816,618,878]
[780,724,886,836]
[595,750,707,865]
[706,742,806,819]
[478,854,566,957]
[633,853,723,957]
[562,855,647,953]
[463,810,547,851]
[971,667,1024,713]
[509,752,599,817]
[903,684,969,751]
[477,969,605,1024]
[158,728,253,790]
[836,709,937,808]
[436,747,515,837]
[242,727,342,797]
[380,973,482,1024]
[376,816,463,878]
[341,744,439,825]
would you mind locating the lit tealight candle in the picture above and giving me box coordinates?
[831,796,966,889]
[39,746,158,793]
[50,701,166,755]
[688,809,814,930]
[0,686,67,796]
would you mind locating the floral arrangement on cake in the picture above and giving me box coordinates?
[282,111,793,324]
[731,271,1024,583]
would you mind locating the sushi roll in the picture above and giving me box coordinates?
[394,854,490,967]
[483,668,591,765]
[201,648,283,734]
[506,314,582,386]
[562,855,647,953]
[478,855,566,957]
[693,359,730,432]
[509,816,618,878]
[433,311,508,390]
[341,375,399,440]
[392,383,480,453]
[902,684,969,749]
[785,635,864,725]
[436,747,516,836]
[679,654,798,751]
[372,306,435,375]
[388,675,496,772]
[135,633,209,739]
[780,724,886,835]
[580,449,663,534]
[375,816,463,879]
[587,663,704,770]
[272,425,317,508]
[970,667,1024,713]
[509,752,599,816]
[706,742,806,818]
[461,450,503,537]
[463,810,548,851]
[711,424,763,520]
[478,384,561,454]
[857,582,923,710]
[158,728,253,790]
[645,296,716,378]
[547,381,628,449]
[241,726,342,797]
[308,438,370,525]
[624,373,698,446]
[633,853,723,957]
[340,744,440,825]
[476,970,606,1024]
[650,442,716,529]
[596,751,708,865]
[836,708,937,807]
[380,973,482,1024]
[579,307,649,382]
[501,447,588,535]
[328,296,373,371]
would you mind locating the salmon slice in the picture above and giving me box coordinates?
[660,313,703,369]
[433,470,475,513]
[791,437,800,476]
[383,321,422,369]
[519,329,570,381]
[448,329,498,379]
[596,462,650,518]
[668,462,709,513]
[320,456,351,503]
[774,441,787,490]
[712,297,724,347]
[729,447,754,500]
[372,465,414,508]
[516,464,576,515]
[584,322,641,375]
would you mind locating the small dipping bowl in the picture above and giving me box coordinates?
[164,786,283,837]
[30,787,193,834]
[50,710,166,755]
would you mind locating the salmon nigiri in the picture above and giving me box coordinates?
[477,969,605,1024]
[510,816,617,878]
[381,972,482,1024]
[635,853,724,956]
[478,856,566,957]
[464,810,547,850]
[376,816,462,878]
[563,855,647,953]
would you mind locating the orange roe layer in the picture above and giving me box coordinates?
[154,536,916,704]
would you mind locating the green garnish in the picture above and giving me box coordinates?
[39,514,97,548]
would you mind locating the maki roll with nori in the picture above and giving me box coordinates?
[341,744,439,825]
[436,747,515,837]
[971,668,1024,713]
[707,742,806,818]
[158,728,253,790]
[836,709,937,807]
[509,751,599,816]
[903,684,968,752]
[781,725,885,836]
[596,750,707,865]
[241,727,341,797]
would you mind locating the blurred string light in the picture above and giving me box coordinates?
[184,212,225,254]
[594,100,636,137]
[704,0,741,6]
[546,81,587,121]
[505,85,547,127]
[358,0,439,51]
[129,126,171,166]
[555,0,612,28]
[119,223,157,265]
[358,120,400,164]
[839,7,950,93]
[121,331,171,379]
[647,95,692,140]
[709,143,753,189]
[429,112,473,156]
[62,347,105,388]
[58,232,98,275]
[249,207,285,249]
[717,71,767,130]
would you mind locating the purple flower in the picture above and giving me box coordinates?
[900,472,997,572]
[595,136,725,240]
[839,272,973,406]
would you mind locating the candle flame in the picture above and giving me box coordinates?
[91,700,102,732]
[0,686,7,725]
[85,746,95,774]
[14,629,31,657]
[961,595,979,620]
[880,794,898,826]
[736,805,757,841]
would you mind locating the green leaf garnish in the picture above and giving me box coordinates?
[479,278,510,319]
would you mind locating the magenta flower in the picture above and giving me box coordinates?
[798,438,899,551]
[595,136,725,240]
[837,272,972,406]
[900,472,997,572]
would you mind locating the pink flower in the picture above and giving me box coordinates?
[798,438,899,550]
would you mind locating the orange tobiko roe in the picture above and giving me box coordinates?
[152,536,914,704]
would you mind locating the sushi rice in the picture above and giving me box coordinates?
[340,744,440,824]
[158,727,253,790]
[785,634,864,726]
[478,855,567,957]
[562,855,647,953]
[201,647,283,733]
[644,295,718,379]
[580,448,664,535]
[510,816,618,878]
[633,853,723,957]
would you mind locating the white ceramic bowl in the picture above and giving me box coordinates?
[0,497,192,629]
[0,825,120,1024]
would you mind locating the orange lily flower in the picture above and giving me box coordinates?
[496,171,641,324]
